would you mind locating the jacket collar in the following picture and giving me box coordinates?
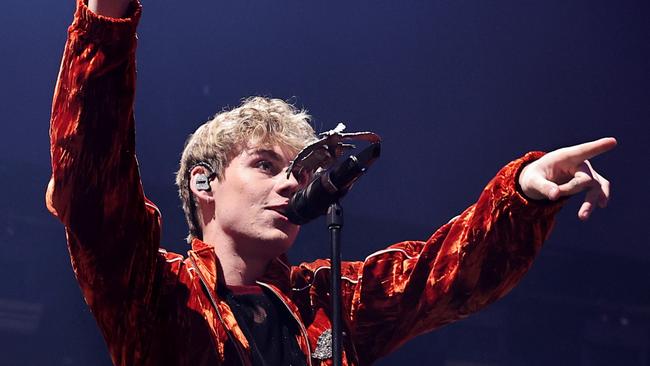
[187,238,292,294]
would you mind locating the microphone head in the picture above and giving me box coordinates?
[285,173,337,225]
[285,142,381,225]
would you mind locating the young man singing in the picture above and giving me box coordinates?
[47,0,616,365]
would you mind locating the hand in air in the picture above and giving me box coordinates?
[518,137,617,221]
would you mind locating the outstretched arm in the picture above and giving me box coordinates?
[318,139,616,363]
[519,137,617,220]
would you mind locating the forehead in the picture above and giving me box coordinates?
[238,142,299,164]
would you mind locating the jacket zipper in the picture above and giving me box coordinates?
[190,257,249,366]
[257,281,313,366]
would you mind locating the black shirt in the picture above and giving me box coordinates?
[225,285,307,366]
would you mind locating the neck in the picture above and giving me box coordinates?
[202,232,270,286]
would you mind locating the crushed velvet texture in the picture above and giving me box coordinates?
[47,1,563,365]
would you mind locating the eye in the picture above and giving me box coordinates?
[255,160,278,174]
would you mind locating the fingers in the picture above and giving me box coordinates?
[519,139,614,219]
[579,188,602,221]
[562,137,617,164]
[575,166,611,221]
[550,159,612,220]
[595,172,611,208]
[556,171,596,197]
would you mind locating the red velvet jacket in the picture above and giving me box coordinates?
[47,1,563,365]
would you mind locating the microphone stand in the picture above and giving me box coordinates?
[287,140,380,366]
[327,202,343,366]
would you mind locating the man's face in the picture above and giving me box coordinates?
[209,143,309,259]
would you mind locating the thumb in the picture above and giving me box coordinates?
[536,179,561,201]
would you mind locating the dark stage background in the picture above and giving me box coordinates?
[1,0,648,365]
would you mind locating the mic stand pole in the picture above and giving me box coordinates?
[327,202,343,366]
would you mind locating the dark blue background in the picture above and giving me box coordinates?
[0,0,648,365]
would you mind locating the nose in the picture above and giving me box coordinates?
[275,171,302,198]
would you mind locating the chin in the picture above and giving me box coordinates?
[263,229,298,254]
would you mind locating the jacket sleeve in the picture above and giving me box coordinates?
[46,1,159,364]
[337,152,563,364]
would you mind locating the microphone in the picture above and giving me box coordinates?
[285,143,381,225]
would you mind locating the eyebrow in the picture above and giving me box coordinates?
[248,148,286,163]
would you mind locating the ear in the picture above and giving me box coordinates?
[189,166,216,204]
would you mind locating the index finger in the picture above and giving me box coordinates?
[562,137,618,163]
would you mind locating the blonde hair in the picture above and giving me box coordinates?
[176,96,317,243]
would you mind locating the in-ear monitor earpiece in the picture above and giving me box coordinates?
[195,174,211,191]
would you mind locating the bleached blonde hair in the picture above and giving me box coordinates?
[176,96,317,243]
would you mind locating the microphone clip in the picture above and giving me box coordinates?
[286,123,381,180]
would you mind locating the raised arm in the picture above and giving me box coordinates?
[88,0,131,18]
[46,1,160,364]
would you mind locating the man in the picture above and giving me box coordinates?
[47,0,616,365]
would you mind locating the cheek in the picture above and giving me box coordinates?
[232,173,267,200]
[239,188,267,210]
[244,182,275,205]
